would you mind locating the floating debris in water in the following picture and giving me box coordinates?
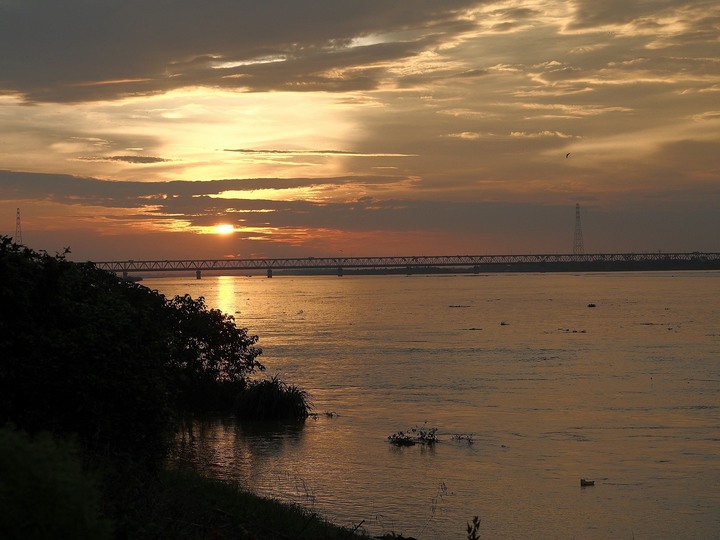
[451,433,475,445]
[388,423,438,446]
[309,411,340,420]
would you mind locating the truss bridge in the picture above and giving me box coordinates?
[93,252,720,279]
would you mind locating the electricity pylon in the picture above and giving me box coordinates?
[14,208,23,244]
[573,203,584,255]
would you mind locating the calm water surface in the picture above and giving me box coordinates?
[148,272,720,539]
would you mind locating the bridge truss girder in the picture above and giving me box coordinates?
[94,252,720,275]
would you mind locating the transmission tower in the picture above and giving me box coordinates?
[14,208,22,244]
[573,203,584,255]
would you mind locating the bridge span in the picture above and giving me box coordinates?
[93,252,720,279]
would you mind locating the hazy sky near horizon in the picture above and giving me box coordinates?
[1,0,719,260]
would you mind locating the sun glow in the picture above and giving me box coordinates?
[214,224,235,235]
[0,88,361,183]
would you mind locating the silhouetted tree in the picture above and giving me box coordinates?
[0,238,173,468]
[165,294,263,411]
[0,237,265,467]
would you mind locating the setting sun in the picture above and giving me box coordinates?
[214,224,235,235]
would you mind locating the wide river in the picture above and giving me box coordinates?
[148,272,720,539]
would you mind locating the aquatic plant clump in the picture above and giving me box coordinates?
[451,433,475,445]
[387,431,417,446]
[388,423,439,446]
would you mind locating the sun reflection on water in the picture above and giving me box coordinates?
[216,275,237,318]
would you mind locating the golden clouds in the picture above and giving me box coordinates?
[2,1,720,257]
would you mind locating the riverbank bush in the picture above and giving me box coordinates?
[0,239,175,469]
[0,237,307,464]
[0,237,315,535]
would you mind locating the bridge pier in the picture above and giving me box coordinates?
[196,270,202,280]
[122,270,128,280]
[267,268,272,278]
[337,266,343,277]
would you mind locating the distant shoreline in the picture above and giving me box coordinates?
[276,260,720,275]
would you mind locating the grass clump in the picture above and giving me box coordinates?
[236,374,311,421]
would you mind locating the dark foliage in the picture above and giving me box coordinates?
[0,237,316,537]
[0,238,174,468]
[117,468,361,539]
[0,427,113,540]
[0,237,267,469]
[165,294,263,412]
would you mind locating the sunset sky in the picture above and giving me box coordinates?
[1,0,719,261]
